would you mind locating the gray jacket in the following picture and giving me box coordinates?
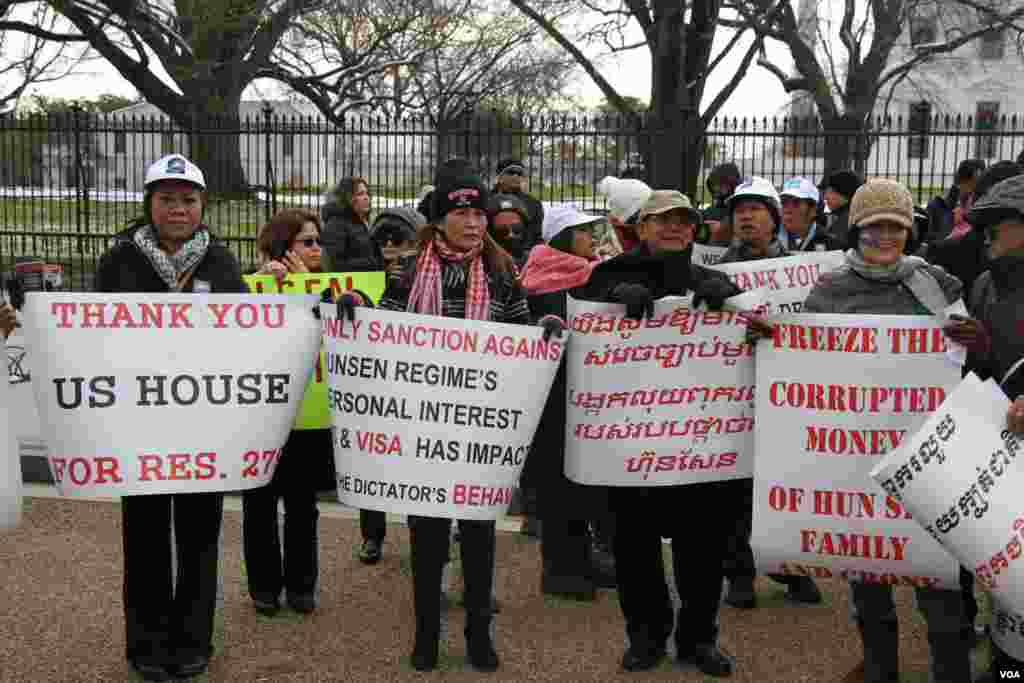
[803,261,962,315]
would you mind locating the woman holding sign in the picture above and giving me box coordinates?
[371,169,557,673]
[243,208,330,615]
[803,179,970,683]
[94,155,247,681]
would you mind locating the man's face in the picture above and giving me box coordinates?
[733,199,775,247]
[823,189,846,212]
[637,208,696,253]
[496,171,526,193]
[958,176,978,198]
[987,219,1024,259]
[781,197,816,237]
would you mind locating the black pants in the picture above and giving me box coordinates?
[408,516,495,637]
[360,509,386,543]
[613,482,731,653]
[541,517,591,578]
[241,479,319,601]
[723,478,755,581]
[122,492,223,664]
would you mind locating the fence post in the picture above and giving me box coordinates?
[71,104,86,256]
[263,103,275,221]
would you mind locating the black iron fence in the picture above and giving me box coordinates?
[2,109,1023,291]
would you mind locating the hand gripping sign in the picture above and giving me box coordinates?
[22,293,321,497]
[321,306,562,520]
[752,314,961,589]
[871,373,1024,615]
[0,370,21,528]
[564,291,765,486]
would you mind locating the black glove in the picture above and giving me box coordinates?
[691,278,736,311]
[539,315,566,342]
[337,292,362,322]
[610,282,654,321]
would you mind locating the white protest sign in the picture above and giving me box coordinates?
[322,307,562,520]
[752,314,960,589]
[564,291,764,486]
[692,243,728,266]
[0,368,20,528]
[871,373,1024,613]
[22,293,321,497]
[709,251,845,314]
[7,331,48,461]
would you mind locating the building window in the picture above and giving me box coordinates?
[161,131,175,154]
[910,14,938,46]
[908,101,931,159]
[282,133,295,157]
[980,28,1005,59]
[114,131,126,154]
[975,101,1000,159]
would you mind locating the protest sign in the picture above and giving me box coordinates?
[322,307,562,520]
[22,293,321,497]
[709,251,845,313]
[7,332,47,461]
[871,373,1024,612]
[692,243,728,266]
[752,314,961,589]
[245,272,386,429]
[0,371,20,528]
[564,290,765,486]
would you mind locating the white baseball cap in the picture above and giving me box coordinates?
[542,204,603,242]
[144,154,206,190]
[780,176,820,203]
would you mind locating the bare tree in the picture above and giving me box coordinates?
[509,0,769,194]
[727,0,1024,173]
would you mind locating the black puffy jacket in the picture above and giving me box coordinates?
[320,199,382,272]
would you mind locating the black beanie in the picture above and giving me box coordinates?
[434,172,489,219]
[821,169,863,201]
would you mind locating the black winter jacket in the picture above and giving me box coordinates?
[320,200,382,273]
[925,227,989,296]
[95,225,248,294]
[967,255,1024,400]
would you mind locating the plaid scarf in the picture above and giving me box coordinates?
[407,235,490,320]
[134,225,211,291]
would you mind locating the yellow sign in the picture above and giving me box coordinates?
[245,272,387,429]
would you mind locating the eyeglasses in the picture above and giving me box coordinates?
[296,238,321,248]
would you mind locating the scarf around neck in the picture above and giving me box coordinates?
[406,235,490,320]
[134,224,211,291]
[845,249,948,314]
[519,245,597,295]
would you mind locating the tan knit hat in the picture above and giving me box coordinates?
[849,178,913,230]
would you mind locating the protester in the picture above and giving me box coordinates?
[0,303,15,338]
[717,176,822,609]
[583,190,742,677]
[803,178,971,683]
[519,204,614,600]
[702,162,742,246]
[956,175,1024,680]
[778,176,833,252]
[244,208,330,613]
[493,158,544,248]
[371,206,424,276]
[819,169,863,248]
[927,160,1022,295]
[926,159,986,243]
[94,154,247,681]
[488,193,531,269]
[320,176,382,272]
[366,169,554,672]
[596,175,652,254]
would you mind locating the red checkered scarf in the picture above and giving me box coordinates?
[406,235,490,320]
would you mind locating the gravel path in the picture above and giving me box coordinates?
[0,497,991,682]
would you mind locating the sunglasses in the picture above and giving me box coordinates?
[295,237,321,248]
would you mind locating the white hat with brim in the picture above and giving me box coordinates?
[144,154,206,190]
[542,204,603,242]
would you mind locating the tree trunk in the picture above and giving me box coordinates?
[178,89,251,197]
[821,112,872,178]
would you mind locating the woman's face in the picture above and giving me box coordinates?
[150,181,203,245]
[291,221,322,272]
[441,208,487,252]
[352,182,371,218]
[823,189,846,212]
[571,224,597,260]
[858,219,908,265]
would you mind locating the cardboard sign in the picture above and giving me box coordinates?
[691,243,728,266]
[751,314,961,589]
[245,272,386,429]
[0,370,20,528]
[22,293,321,497]
[709,251,845,313]
[564,292,764,486]
[872,373,1024,613]
[322,306,562,520]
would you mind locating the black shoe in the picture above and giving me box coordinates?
[359,538,383,564]
[783,576,822,605]
[171,654,210,679]
[684,643,733,678]
[252,595,280,616]
[129,659,171,682]
[287,592,317,614]
[724,577,756,609]
[621,646,666,672]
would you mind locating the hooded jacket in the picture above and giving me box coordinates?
[320,193,382,273]
[371,206,426,241]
